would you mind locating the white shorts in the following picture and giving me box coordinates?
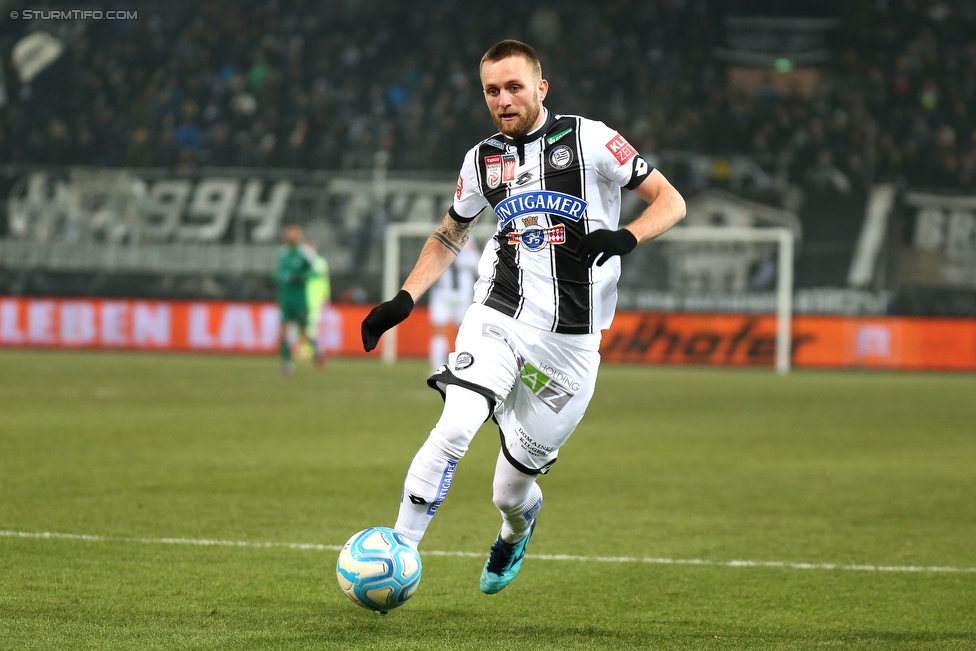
[427,303,601,474]
[429,291,470,326]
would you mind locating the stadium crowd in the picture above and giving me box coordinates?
[1,0,975,190]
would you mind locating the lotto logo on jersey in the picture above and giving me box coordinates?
[485,155,502,189]
[502,154,518,182]
[507,224,565,251]
[494,190,588,227]
[605,134,637,165]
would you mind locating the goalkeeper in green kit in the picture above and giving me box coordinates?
[276,224,324,374]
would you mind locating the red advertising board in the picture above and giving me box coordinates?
[0,297,431,357]
[602,312,976,371]
[2,297,975,371]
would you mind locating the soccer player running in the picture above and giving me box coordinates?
[361,40,686,594]
[276,224,324,374]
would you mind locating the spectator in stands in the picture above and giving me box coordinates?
[0,0,974,191]
[124,128,154,168]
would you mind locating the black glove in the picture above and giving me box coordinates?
[577,228,638,267]
[361,290,415,352]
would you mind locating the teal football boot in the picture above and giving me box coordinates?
[479,519,537,594]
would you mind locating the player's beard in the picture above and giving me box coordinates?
[492,94,542,139]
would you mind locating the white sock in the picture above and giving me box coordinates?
[429,334,449,370]
[394,386,490,547]
[492,451,543,543]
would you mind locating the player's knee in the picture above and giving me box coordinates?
[429,385,491,450]
[426,427,470,461]
[492,481,528,514]
[492,466,542,514]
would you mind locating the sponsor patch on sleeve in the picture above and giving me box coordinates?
[455,175,463,200]
[605,134,637,165]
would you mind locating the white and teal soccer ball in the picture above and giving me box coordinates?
[336,527,422,612]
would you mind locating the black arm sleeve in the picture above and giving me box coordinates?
[448,205,477,224]
[625,156,654,191]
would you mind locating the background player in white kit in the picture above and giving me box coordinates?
[428,237,479,371]
[362,40,686,595]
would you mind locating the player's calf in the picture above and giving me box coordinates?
[393,386,490,546]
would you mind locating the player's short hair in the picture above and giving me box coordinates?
[480,40,542,78]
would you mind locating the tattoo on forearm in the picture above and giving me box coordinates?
[431,216,474,256]
[431,230,461,255]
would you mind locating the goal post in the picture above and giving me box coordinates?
[380,221,497,365]
[380,223,795,374]
[656,226,795,374]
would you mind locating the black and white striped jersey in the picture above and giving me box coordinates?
[449,109,652,335]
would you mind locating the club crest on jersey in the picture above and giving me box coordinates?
[548,144,574,169]
[507,223,566,251]
[454,352,474,371]
[502,154,517,183]
[494,190,588,227]
[485,155,502,189]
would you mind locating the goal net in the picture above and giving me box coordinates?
[381,221,795,373]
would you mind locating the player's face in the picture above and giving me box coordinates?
[481,56,548,139]
[284,225,302,246]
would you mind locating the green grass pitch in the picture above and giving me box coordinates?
[1,349,975,650]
